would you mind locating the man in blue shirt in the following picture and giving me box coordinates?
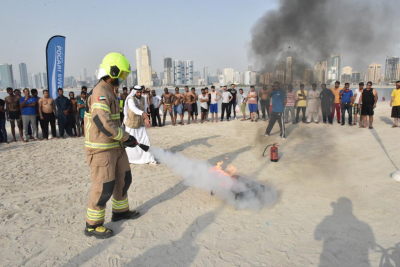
[263,81,287,138]
[20,88,40,142]
[339,82,354,126]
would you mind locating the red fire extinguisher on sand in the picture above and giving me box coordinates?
[262,143,279,162]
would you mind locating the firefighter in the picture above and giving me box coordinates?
[84,53,148,239]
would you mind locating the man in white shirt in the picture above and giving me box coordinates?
[221,86,232,121]
[150,90,162,127]
[353,82,364,126]
[199,89,209,123]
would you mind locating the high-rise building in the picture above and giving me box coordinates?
[152,70,160,86]
[313,60,328,84]
[173,60,182,85]
[42,73,47,88]
[385,56,399,82]
[163,57,173,86]
[136,45,153,87]
[330,54,342,80]
[366,63,382,84]
[186,60,194,85]
[203,67,209,85]
[351,72,363,84]
[19,63,29,88]
[0,64,14,88]
[275,62,285,84]
[265,73,274,85]
[303,69,313,85]
[285,57,292,84]
[216,69,221,75]
[233,71,243,84]
[223,68,234,85]
[244,71,252,85]
[81,68,87,83]
[342,66,352,75]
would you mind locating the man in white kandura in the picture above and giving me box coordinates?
[123,85,158,165]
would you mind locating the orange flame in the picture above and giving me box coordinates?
[209,161,239,189]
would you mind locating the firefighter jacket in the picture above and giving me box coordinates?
[125,96,145,129]
[84,80,129,154]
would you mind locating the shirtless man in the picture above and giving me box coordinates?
[5,87,23,141]
[260,86,272,120]
[173,87,185,125]
[160,88,175,126]
[39,90,57,140]
[190,87,199,124]
[183,86,195,124]
[69,92,79,137]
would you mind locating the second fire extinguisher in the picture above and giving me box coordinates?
[262,143,279,162]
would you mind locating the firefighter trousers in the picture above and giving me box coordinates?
[86,147,132,226]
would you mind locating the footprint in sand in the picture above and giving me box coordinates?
[108,254,121,267]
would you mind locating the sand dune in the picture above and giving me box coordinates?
[0,105,399,266]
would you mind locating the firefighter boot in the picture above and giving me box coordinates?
[111,210,141,222]
[84,223,113,239]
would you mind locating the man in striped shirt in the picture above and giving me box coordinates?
[284,85,297,124]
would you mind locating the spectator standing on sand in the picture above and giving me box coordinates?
[331,81,342,124]
[296,84,307,123]
[209,86,222,123]
[246,85,258,122]
[20,88,40,142]
[0,97,7,142]
[353,82,364,126]
[320,84,335,124]
[339,82,354,126]
[227,84,238,120]
[307,83,320,124]
[55,88,73,138]
[390,80,400,128]
[199,89,209,123]
[284,85,297,124]
[39,90,57,140]
[239,88,247,121]
[5,87,24,142]
[150,90,162,127]
[264,81,287,138]
[358,81,378,129]
[220,86,232,122]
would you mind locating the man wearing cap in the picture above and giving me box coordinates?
[84,53,142,239]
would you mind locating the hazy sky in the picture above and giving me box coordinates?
[0,0,277,79]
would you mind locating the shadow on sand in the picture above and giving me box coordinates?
[379,116,395,126]
[124,208,220,267]
[314,197,376,267]
[169,135,220,153]
[370,128,398,170]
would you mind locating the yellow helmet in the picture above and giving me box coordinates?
[99,53,131,81]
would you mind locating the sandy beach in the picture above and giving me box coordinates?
[0,105,399,266]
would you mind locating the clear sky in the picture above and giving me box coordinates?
[0,0,278,79]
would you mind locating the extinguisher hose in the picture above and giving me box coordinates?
[262,145,273,157]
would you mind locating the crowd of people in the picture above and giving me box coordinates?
[0,80,399,143]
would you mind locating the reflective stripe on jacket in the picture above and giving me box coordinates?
[84,80,129,154]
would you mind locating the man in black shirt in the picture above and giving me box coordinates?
[320,84,335,124]
[0,98,7,142]
[358,81,378,129]
[228,84,238,120]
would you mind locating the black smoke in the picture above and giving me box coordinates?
[250,0,399,80]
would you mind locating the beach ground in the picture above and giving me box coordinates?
[0,105,399,266]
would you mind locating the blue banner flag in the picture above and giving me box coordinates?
[46,35,66,99]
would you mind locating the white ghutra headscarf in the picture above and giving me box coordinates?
[123,85,143,124]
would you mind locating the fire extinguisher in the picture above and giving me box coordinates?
[262,143,279,162]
